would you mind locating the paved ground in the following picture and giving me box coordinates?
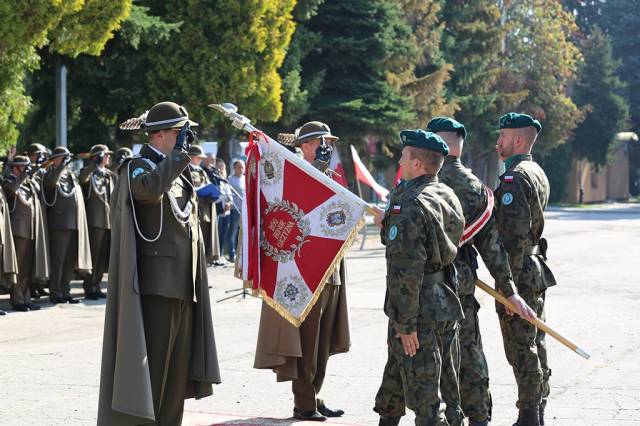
[1,204,639,425]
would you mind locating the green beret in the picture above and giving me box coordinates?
[499,112,542,133]
[426,116,467,139]
[400,129,449,156]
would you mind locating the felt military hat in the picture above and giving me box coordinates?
[293,121,338,147]
[8,155,31,167]
[26,143,47,155]
[50,146,72,159]
[188,144,206,158]
[499,112,542,133]
[89,144,113,156]
[400,129,449,156]
[114,147,133,159]
[141,101,199,132]
[426,117,467,139]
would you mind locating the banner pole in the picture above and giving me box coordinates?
[476,279,591,360]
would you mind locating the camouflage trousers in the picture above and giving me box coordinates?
[497,285,550,409]
[374,320,456,425]
[441,295,492,423]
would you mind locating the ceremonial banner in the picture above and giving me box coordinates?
[242,132,368,326]
[350,145,390,201]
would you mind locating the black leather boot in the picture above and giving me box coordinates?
[513,408,540,426]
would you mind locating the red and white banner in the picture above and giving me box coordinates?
[459,185,494,246]
[329,147,348,187]
[394,166,403,187]
[242,132,368,326]
[350,145,390,201]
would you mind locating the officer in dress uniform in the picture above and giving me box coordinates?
[78,144,116,299]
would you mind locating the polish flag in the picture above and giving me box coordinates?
[350,145,390,201]
[329,146,348,187]
[394,166,403,186]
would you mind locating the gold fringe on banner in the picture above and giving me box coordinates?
[245,215,366,327]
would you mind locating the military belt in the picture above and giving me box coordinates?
[524,238,548,259]
[422,270,446,286]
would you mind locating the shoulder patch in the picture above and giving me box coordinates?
[389,225,398,241]
[503,175,514,183]
[502,192,514,206]
[131,167,145,178]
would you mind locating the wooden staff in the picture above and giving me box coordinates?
[476,279,591,360]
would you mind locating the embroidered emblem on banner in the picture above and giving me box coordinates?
[261,199,310,262]
[502,192,514,205]
[389,225,398,240]
[260,151,283,185]
[320,201,354,238]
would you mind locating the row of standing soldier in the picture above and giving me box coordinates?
[0,138,234,315]
[373,113,555,426]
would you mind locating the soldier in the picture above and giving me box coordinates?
[98,101,220,425]
[43,147,92,304]
[188,145,221,265]
[108,147,133,175]
[494,113,557,426]
[0,158,20,311]
[25,143,50,299]
[254,121,349,422]
[78,144,115,299]
[428,117,536,426]
[373,129,465,426]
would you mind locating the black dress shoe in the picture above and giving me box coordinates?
[96,289,107,299]
[26,303,41,311]
[317,400,344,418]
[65,296,80,304]
[31,289,41,299]
[50,296,67,304]
[84,293,99,300]
[293,408,326,422]
[12,304,30,312]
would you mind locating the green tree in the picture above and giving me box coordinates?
[503,0,584,153]
[440,0,520,153]
[571,27,629,167]
[565,0,640,134]
[392,0,456,126]
[20,4,180,153]
[0,0,131,151]
[145,0,296,128]
[301,0,414,142]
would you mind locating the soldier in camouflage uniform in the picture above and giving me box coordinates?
[373,129,465,426]
[494,113,557,426]
[428,117,536,426]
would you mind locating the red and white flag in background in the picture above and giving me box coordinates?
[394,166,403,187]
[241,132,368,326]
[329,147,348,187]
[349,145,390,201]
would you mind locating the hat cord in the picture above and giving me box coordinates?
[127,161,163,242]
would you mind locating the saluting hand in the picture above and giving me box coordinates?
[398,332,419,357]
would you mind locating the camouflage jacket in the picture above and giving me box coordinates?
[494,154,557,290]
[439,156,516,297]
[381,174,465,335]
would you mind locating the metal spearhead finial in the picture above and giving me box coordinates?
[208,103,254,132]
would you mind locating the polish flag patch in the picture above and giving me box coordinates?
[392,205,402,214]
[503,175,514,183]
